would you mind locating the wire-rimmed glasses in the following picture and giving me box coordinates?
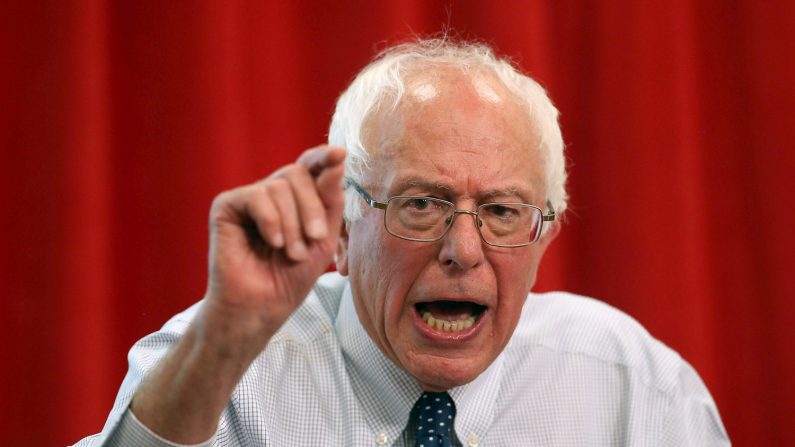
[345,178,555,248]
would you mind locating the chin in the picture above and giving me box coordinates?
[408,355,489,391]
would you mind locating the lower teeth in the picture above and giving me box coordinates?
[421,312,476,332]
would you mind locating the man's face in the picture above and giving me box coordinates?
[337,69,557,391]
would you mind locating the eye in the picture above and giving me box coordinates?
[396,197,449,218]
[488,204,519,218]
[405,198,431,210]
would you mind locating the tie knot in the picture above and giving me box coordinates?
[413,392,456,447]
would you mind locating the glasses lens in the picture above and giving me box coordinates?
[478,203,541,246]
[385,197,453,241]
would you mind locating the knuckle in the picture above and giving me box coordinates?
[250,183,269,200]
[258,208,279,227]
[285,163,304,175]
[289,163,316,184]
[303,201,325,219]
[275,163,303,179]
[210,190,232,213]
[266,177,291,193]
[299,188,322,206]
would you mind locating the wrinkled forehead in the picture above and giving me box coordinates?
[360,65,545,198]
[362,65,535,154]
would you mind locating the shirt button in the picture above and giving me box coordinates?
[467,434,481,447]
[375,432,388,445]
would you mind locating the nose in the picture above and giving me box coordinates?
[438,211,485,270]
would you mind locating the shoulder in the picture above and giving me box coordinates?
[499,292,729,442]
[509,291,683,395]
[129,273,349,364]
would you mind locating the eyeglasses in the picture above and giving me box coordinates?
[345,178,555,248]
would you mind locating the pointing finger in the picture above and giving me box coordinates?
[297,146,346,177]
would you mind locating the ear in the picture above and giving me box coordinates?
[525,222,561,292]
[335,220,350,276]
[535,221,561,255]
[541,221,561,245]
[538,221,560,251]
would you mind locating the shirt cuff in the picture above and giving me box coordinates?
[103,408,215,447]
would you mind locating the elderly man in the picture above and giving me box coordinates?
[76,39,728,446]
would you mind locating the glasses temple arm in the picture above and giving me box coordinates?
[542,200,556,222]
[344,177,388,210]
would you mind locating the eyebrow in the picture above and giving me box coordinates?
[388,179,451,198]
[390,177,535,203]
[480,187,526,201]
[404,179,452,193]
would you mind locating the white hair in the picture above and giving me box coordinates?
[328,38,568,223]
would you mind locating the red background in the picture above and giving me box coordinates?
[2,1,793,445]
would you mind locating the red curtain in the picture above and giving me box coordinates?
[2,1,793,445]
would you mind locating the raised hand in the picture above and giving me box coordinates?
[203,145,347,341]
[130,146,347,443]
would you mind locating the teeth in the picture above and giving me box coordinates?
[422,312,476,332]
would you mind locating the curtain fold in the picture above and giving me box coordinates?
[2,1,792,445]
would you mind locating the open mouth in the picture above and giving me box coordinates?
[415,301,487,333]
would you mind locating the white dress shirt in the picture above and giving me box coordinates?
[73,273,729,446]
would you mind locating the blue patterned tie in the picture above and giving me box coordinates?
[413,392,457,447]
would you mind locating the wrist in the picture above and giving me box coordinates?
[192,296,280,365]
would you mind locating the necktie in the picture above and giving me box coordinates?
[413,392,457,447]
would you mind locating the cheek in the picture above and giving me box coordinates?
[378,237,429,323]
[348,220,387,310]
[495,250,539,289]
[519,249,545,290]
[491,250,543,324]
[348,219,421,332]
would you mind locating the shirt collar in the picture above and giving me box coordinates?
[335,283,422,443]
[449,349,505,443]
